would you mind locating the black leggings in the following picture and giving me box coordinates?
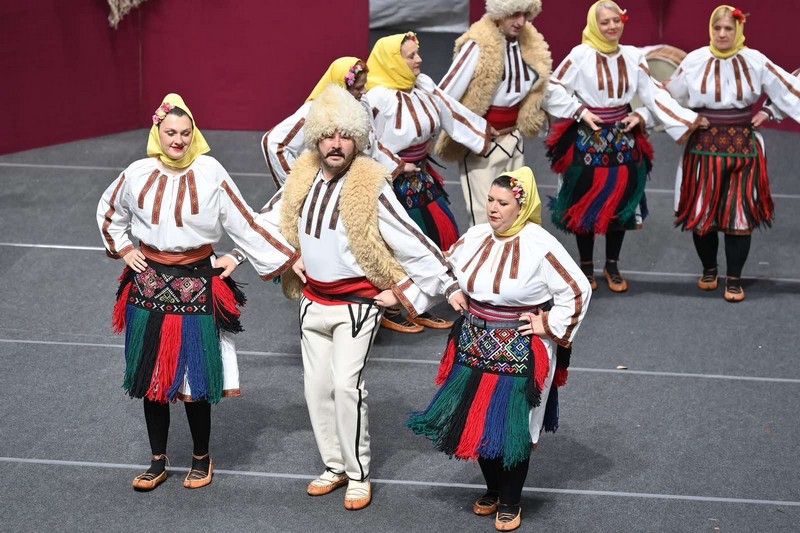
[143,398,211,456]
[692,232,751,278]
[576,230,625,263]
[477,457,530,506]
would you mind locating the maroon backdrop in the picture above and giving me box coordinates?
[2,0,797,154]
[0,0,370,154]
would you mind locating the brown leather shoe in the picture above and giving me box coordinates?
[723,278,745,302]
[307,471,348,496]
[580,261,598,290]
[410,312,453,329]
[603,268,628,292]
[495,507,521,531]
[344,479,372,510]
[697,269,719,291]
[381,313,423,333]
[473,493,500,516]
[183,455,213,489]
[132,454,168,491]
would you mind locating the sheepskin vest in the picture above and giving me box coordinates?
[435,15,552,161]
[279,152,406,300]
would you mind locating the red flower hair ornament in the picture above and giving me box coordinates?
[731,8,747,23]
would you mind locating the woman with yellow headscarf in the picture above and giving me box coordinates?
[663,6,800,302]
[261,57,402,188]
[408,166,591,531]
[364,32,493,334]
[97,93,298,492]
[544,1,700,294]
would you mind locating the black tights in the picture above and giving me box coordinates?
[692,232,751,278]
[477,456,530,510]
[576,230,625,265]
[143,398,211,457]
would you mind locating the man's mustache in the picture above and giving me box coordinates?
[326,149,345,158]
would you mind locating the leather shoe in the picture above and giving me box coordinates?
[307,471,348,496]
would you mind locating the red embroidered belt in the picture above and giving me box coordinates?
[397,142,429,163]
[140,243,213,266]
[586,105,630,124]
[468,300,549,325]
[694,105,754,124]
[303,275,380,306]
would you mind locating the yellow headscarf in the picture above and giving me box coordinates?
[366,32,418,91]
[582,1,626,54]
[306,57,364,102]
[146,93,210,170]
[495,166,543,238]
[709,5,746,59]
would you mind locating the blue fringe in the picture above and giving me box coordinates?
[543,385,560,433]
[578,166,618,233]
[166,315,192,401]
[123,305,137,364]
[476,376,513,460]
[182,315,208,400]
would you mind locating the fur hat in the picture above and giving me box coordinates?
[485,0,542,20]
[303,84,370,152]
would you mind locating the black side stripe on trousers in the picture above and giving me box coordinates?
[351,306,383,482]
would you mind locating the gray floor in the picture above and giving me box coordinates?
[2,35,800,533]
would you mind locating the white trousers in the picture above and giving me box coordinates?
[459,130,525,226]
[299,297,383,481]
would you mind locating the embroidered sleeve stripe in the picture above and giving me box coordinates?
[545,251,583,346]
[556,60,572,80]
[328,196,341,230]
[403,93,423,137]
[424,93,440,114]
[221,181,295,258]
[601,56,614,98]
[765,63,800,99]
[433,88,489,145]
[510,236,520,279]
[175,174,187,227]
[617,56,628,98]
[445,282,461,301]
[102,173,127,257]
[151,175,168,225]
[138,169,160,208]
[444,236,465,259]
[506,45,514,93]
[378,144,404,179]
[314,182,338,238]
[304,179,324,236]
[655,99,693,127]
[440,41,477,90]
[467,240,494,293]
[260,250,300,282]
[187,170,199,214]
[492,241,512,294]
[395,92,404,130]
[701,57,715,95]
[596,53,605,93]
[732,59,743,100]
[109,244,135,260]
[512,45,522,93]
[263,130,282,188]
[640,63,667,90]
[736,56,754,92]
[714,60,721,102]
[391,282,417,317]
[378,193,449,268]
[549,79,565,87]
[277,118,305,173]
[260,191,282,214]
[418,96,436,134]
[461,235,493,272]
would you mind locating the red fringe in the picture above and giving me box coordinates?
[594,165,629,234]
[454,373,499,460]
[211,277,242,321]
[426,162,446,188]
[434,338,457,386]
[428,201,460,251]
[146,314,183,403]
[554,367,568,388]
[546,119,577,174]
[112,282,131,334]
[562,166,609,232]
[531,337,550,390]
[635,128,654,162]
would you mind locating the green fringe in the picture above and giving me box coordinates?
[503,378,532,469]
[616,161,648,226]
[407,365,471,440]
[199,315,224,404]
[550,165,583,232]
[122,307,149,392]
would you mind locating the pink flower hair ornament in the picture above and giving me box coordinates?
[510,177,528,205]
[344,63,364,87]
[152,102,174,125]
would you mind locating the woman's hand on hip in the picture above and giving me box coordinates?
[123,248,147,273]
[518,311,546,337]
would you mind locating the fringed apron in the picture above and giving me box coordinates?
[675,106,772,235]
[546,105,654,235]
[393,142,460,250]
[407,301,569,469]
[112,245,246,404]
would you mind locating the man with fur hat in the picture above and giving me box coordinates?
[437,0,553,225]
[257,84,467,510]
